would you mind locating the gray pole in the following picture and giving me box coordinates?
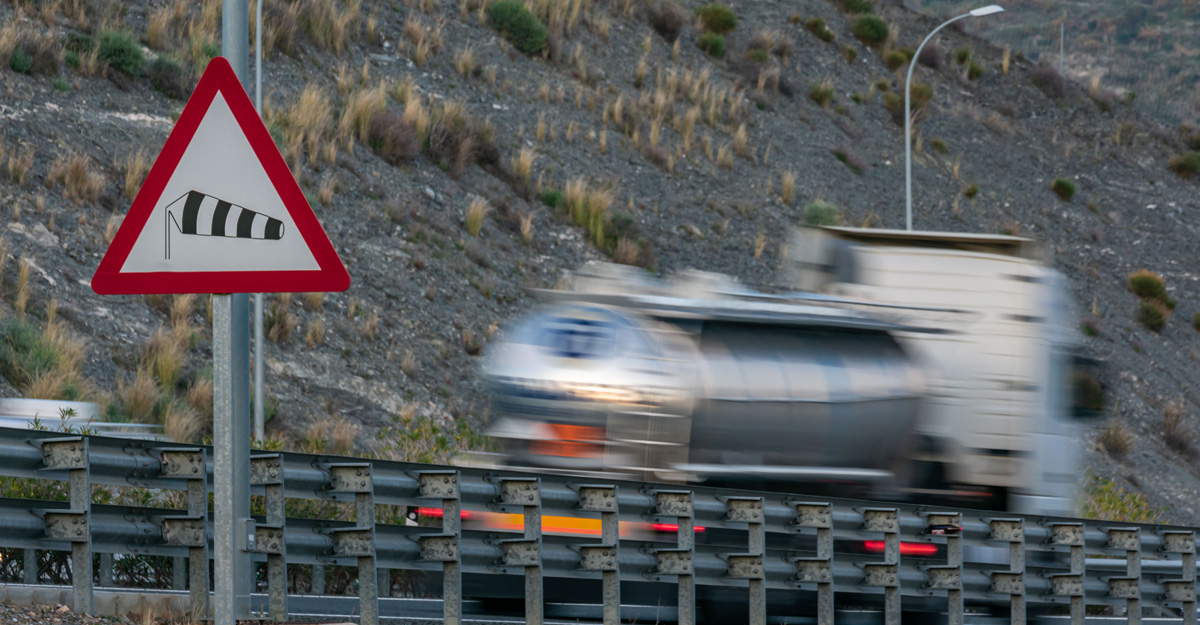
[1059,22,1064,78]
[217,1,253,623]
[253,0,265,444]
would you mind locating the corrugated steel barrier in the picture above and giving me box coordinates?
[0,427,1197,624]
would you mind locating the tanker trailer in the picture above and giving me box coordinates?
[483,262,927,497]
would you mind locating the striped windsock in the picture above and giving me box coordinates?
[165,191,284,259]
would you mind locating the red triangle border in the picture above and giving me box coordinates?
[91,56,350,295]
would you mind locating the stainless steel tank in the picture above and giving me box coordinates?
[484,264,926,490]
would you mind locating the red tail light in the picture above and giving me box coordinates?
[416,507,471,520]
[863,540,938,556]
[652,523,705,533]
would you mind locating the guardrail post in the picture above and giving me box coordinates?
[416,471,463,625]
[724,497,765,625]
[923,513,963,625]
[159,448,209,621]
[576,485,619,625]
[860,507,900,625]
[42,437,91,615]
[652,490,695,625]
[495,478,542,625]
[1105,527,1141,625]
[1161,531,1195,625]
[22,548,37,584]
[251,454,287,622]
[311,563,325,594]
[99,554,113,587]
[1049,523,1085,625]
[988,518,1025,625]
[791,502,834,625]
[328,463,377,625]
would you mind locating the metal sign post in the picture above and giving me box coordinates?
[216,2,253,623]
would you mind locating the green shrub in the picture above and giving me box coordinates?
[695,3,737,34]
[1127,270,1175,309]
[8,48,32,73]
[488,0,548,54]
[808,81,834,107]
[538,188,564,209]
[963,183,979,199]
[967,60,984,80]
[930,138,947,153]
[1138,300,1168,332]
[65,51,80,69]
[65,32,93,54]
[841,44,858,63]
[839,0,873,13]
[697,33,725,57]
[1168,151,1200,178]
[0,319,62,392]
[883,82,932,125]
[99,30,144,76]
[803,200,841,226]
[1051,177,1075,201]
[745,48,768,62]
[53,78,70,92]
[805,18,835,42]
[954,46,972,64]
[147,57,190,100]
[851,15,888,47]
[883,49,907,71]
[1080,474,1162,523]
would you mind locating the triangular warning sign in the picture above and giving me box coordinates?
[92,57,350,295]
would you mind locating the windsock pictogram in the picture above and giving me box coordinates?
[165,190,284,259]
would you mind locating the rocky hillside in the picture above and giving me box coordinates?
[1,0,1199,521]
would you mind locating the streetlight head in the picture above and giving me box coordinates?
[969,5,1003,17]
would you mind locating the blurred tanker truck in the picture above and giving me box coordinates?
[483,227,1098,516]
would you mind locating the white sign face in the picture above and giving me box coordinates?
[120,93,320,274]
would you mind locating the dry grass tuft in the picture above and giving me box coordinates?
[123,149,150,200]
[362,310,379,339]
[163,400,203,443]
[47,154,104,205]
[512,147,535,183]
[305,317,326,347]
[465,196,490,237]
[1163,400,1196,460]
[144,327,185,391]
[338,83,388,148]
[304,292,325,310]
[266,293,297,344]
[117,368,160,424]
[780,171,795,204]
[732,123,750,158]
[185,375,213,415]
[14,256,30,319]
[4,144,34,185]
[287,84,333,159]
[454,44,477,77]
[1098,420,1132,460]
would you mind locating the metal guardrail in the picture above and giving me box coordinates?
[0,426,1198,625]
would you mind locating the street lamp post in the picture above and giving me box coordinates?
[905,5,1004,231]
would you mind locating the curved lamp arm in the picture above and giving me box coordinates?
[905,5,1003,231]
